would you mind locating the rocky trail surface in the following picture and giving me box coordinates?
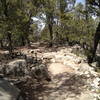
[19,44,100,100]
[0,44,100,100]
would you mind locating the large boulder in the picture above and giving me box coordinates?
[0,78,23,100]
[1,59,28,76]
[25,55,35,64]
[31,64,51,81]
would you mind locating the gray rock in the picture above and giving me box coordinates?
[31,64,51,81]
[0,78,23,100]
[1,59,28,76]
[78,63,94,73]
[25,55,34,64]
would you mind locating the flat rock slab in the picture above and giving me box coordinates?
[48,63,75,76]
[79,92,95,100]
[8,59,26,66]
[0,78,21,100]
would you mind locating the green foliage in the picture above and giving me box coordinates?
[0,0,38,47]
[41,26,50,42]
[0,0,98,56]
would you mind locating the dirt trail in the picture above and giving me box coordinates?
[20,44,100,100]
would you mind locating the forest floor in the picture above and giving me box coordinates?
[0,42,100,100]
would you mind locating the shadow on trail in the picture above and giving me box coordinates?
[43,73,87,95]
[19,72,87,100]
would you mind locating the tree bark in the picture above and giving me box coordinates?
[92,22,100,55]
[21,36,25,46]
[7,32,13,54]
[48,23,53,47]
[88,22,100,63]
[0,40,3,48]
[26,36,30,47]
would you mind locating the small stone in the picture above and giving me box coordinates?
[38,97,43,100]
[51,59,55,63]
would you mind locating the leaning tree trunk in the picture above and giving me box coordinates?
[88,22,100,63]
[92,22,100,56]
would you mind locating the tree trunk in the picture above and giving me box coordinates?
[21,36,25,46]
[7,32,13,54]
[92,22,100,55]
[88,22,100,63]
[26,37,30,47]
[0,40,3,48]
[46,11,53,47]
[48,23,53,47]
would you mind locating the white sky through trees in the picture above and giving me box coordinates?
[32,0,85,31]
[76,0,85,4]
